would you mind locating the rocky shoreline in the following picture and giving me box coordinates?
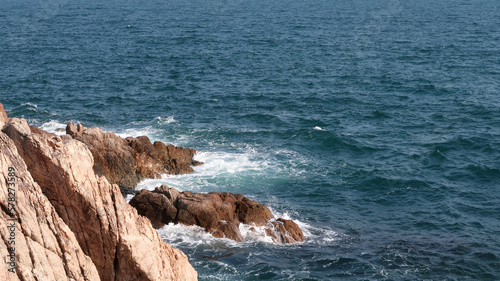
[130,186,304,244]
[0,103,303,280]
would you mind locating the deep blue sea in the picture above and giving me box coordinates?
[1,0,500,280]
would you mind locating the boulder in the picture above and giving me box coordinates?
[130,187,304,244]
[66,121,202,188]
[2,118,198,281]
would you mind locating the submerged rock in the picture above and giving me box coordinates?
[1,113,197,281]
[130,186,305,244]
[66,121,202,188]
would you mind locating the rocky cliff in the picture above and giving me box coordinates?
[0,104,197,280]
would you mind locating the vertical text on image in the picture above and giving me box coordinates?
[6,166,17,273]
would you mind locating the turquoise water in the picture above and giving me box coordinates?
[2,0,500,279]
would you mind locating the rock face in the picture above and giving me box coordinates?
[130,185,305,244]
[66,121,202,188]
[0,131,101,281]
[1,113,197,280]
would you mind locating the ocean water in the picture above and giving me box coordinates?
[1,0,500,280]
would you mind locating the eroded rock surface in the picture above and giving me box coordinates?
[1,113,197,281]
[130,185,305,244]
[66,121,202,188]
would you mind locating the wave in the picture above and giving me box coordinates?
[128,116,177,126]
[156,208,333,248]
[39,120,68,135]
[10,102,57,118]
[154,116,176,125]
[114,125,163,139]
[21,102,38,111]
[135,148,274,193]
[313,126,326,131]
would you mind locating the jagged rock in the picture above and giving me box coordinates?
[130,187,305,244]
[66,121,202,188]
[0,131,101,281]
[266,218,305,244]
[130,189,178,228]
[2,118,198,281]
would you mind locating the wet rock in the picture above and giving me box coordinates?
[266,218,305,244]
[130,187,304,244]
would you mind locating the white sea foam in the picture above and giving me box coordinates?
[39,120,67,135]
[133,146,274,193]
[129,116,176,126]
[135,175,190,192]
[115,126,162,139]
[268,208,314,239]
[314,126,325,131]
[155,208,338,248]
[22,102,38,111]
[158,223,236,247]
[154,116,176,125]
[158,222,289,247]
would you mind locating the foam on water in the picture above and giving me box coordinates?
[160,223,278,246]
[154,116,176,125]
[266,207,336,245]
[134,148,275,193]
[21,102,38,111]
[114,125,162,139]
[39,120,67,135]
[128,116,176,126]
[158,221,301,248]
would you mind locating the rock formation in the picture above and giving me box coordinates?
[0,131,101,281]
[66,121,202,188]
[130,185,305,244]
[0,104,197,281]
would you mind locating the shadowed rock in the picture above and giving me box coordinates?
[66,121,202,188]
[130,186,305,244]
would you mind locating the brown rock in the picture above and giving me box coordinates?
[3,118,197,281]
[0,131,100,281]
[235,197,274,225]
[129,189,178,228]
[155,184,181,203]
[266,218,305,244]
[130,187,304,244]
[66,121,202,188]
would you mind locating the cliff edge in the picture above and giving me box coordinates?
[0,104,197,280]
